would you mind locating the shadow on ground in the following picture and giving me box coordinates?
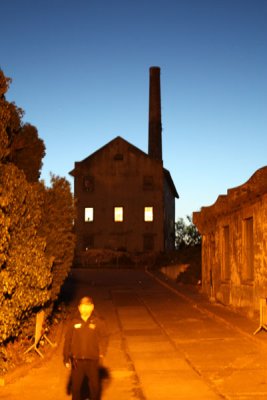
[65,365,111,399]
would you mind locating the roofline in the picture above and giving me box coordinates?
[164,168,179,198]
[69,136,162,176]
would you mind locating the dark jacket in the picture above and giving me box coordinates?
[63,313,107,364]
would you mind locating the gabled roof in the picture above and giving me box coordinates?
[69,136,152,175]
[69,135,178,198]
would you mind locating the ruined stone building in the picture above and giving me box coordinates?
[193,166,267,315]
[70,67,178,256]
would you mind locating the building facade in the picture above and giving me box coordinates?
[193,166,267,315]
[70,67,178,255]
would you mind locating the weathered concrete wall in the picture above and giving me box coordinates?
[194,166,267,315]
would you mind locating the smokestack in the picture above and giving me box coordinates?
[148,66,162,161]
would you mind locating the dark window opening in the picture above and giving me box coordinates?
[84,234,94,250]
[114,153,124,161]
[143,234,154,251]
[83,176,94,192]
[243,217,254,281]
[143,175,154,190]
[222,225,230,280]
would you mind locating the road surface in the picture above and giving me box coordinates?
[1,268,267,399]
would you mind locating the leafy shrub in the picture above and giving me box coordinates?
[38,175,76,302]
[0,164,52,343]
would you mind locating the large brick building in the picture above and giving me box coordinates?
[70,67,178,255]
[193,166,267,315]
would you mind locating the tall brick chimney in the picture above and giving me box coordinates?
[148,66,162,161]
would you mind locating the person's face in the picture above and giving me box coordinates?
[78,303,94,320]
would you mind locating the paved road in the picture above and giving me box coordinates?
[1,268,267,399]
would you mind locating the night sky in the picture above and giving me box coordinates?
[1,0,266,219]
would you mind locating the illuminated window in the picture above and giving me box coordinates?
[114,207,123,222]
[85,207,94,222]
[144,206,153,222]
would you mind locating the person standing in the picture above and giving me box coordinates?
[63,296,107,400]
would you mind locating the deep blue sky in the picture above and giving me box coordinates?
[1,0,266,219]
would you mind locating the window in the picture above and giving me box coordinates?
[221,225,230,280]
[143,234,154,251]
[83,176,94,192]
[85,207,94,222]
[83,234,94,250]
[242,217,254,281]
[114,207,123,222]
[143,176,154,190]
[114,153,124,160]
[144,206,153,222]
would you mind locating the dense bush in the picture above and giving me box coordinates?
[38,175,76,302]
[0,164,52,342]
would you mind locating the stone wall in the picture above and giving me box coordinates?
[193,166,267,315]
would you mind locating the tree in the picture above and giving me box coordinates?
[175,215,201,249]
[0,69,45,182]
[0,70,11,161]
[9,123,46,182]
[0,164,52,343]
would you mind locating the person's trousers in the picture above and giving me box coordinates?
[71,359,100,400]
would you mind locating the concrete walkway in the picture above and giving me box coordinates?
[1,268,267,399]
